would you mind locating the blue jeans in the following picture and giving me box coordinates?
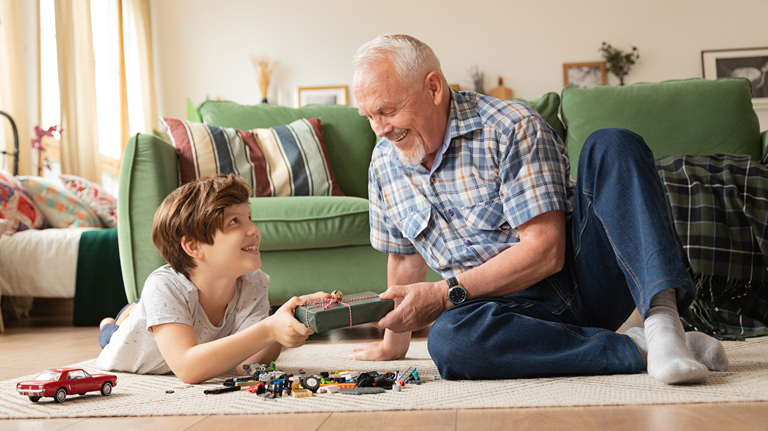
[428,129,695,379]
[98,299,140,348]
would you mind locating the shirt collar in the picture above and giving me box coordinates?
[430,88,484,173]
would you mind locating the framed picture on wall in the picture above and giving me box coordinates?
[702,47,768,107]
[296,85,349,107]
[563,62,607,89]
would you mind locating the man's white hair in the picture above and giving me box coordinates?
[352,34,444,89]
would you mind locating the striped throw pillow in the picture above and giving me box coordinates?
[160,117,343,197]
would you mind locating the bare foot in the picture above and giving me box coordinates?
[99,318,115,331]
[348,330,411,361]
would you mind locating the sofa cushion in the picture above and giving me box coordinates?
[18,176,102,228]
[0,169,47,234]
[250,196,370,251]
[197,102,377,199]
[161,117,343,198]
[514,92,565,141]
[59,174,118,228]
[561,78,761,176]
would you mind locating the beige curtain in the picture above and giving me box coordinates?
[122,0,157,140]
[54,0,101,183]
[0,0,31,175]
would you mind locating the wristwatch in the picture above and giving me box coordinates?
[446,277,468,305]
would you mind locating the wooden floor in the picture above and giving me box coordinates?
[1,303,767,430]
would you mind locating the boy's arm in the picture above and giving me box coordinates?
[240,341,282,371]
[153,293,325,384]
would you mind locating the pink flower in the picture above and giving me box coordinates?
[31,125,61,173]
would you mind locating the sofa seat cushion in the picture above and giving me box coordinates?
[251,196,370,251]
[561,77,761,176]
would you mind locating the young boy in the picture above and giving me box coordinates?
[97,174,326,383]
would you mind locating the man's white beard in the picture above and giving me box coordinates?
[395,142,426,167]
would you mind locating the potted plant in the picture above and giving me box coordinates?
[600,42,639,86]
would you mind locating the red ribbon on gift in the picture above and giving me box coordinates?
[302,295,379,330]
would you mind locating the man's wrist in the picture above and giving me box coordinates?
[439,279,452,309]
[445,276,468,306]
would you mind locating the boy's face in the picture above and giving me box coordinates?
[198,202,262,278]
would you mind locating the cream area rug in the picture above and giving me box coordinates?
[1,338,767,419]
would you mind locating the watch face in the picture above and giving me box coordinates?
[449,287,467,304]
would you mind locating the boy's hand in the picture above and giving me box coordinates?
[268,292,330,347]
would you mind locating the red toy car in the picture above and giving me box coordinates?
[16,368,117,403]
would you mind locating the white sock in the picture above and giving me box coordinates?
[625,327,729,372]
[686,331,729,371]
[643,289,709,384]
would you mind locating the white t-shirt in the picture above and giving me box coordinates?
[96,264,270,375]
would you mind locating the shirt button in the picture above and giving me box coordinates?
[446,210,454,217]
[466,240,473,246]
[430,174,436,182]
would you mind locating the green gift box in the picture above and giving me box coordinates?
[295,292,395,333]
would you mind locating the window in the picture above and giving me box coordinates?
[38,0,141,196]
[38,0,61,180]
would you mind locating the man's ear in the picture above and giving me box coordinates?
[425,71,444,105]
[181,236,204,260]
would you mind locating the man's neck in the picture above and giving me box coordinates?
[421,89,453,172]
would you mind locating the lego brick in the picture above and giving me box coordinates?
[295,292,394,333]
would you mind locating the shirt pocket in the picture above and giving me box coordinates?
[461,198,510,233]
[398,206,431,239]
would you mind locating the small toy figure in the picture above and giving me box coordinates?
[16,368,117,403]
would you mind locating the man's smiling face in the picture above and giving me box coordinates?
[354,58,444,168]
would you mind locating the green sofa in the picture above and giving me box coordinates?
[117,77,766,305]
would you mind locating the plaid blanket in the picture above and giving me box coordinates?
[657,154,768,339]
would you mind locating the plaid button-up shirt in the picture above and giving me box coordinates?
[368,89,575,278]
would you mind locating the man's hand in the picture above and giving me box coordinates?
[377,281,448,333]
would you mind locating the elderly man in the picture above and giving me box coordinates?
[349,34,728,384]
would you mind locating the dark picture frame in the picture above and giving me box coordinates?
[702,47,768,107]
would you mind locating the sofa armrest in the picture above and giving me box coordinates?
[117,133,179,301]
[762,130,768,165]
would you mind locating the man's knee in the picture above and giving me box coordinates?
[579,128,652,175]
[427,311,465,379]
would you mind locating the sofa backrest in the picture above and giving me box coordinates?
[197,101,377,199]
[561,78,761,176]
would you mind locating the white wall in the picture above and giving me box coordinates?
[152,0,768,128]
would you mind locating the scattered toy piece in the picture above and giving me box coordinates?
[291,388,313,398]
[203,386,240,395]
[317,385,339,394]
[338,387,386,395]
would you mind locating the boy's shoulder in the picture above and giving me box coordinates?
[143,265,197,298]
[238,269,270,292]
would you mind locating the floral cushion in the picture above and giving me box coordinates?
[59,174,118,228]
[17,176,103,228]
[0,169,47,234]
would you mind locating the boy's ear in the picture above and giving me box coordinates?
[181,235,204,260]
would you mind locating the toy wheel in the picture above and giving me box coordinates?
[28,396,41,402]
[303,376,320,393]
[54,388,67,403]
[101,382,113,396]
